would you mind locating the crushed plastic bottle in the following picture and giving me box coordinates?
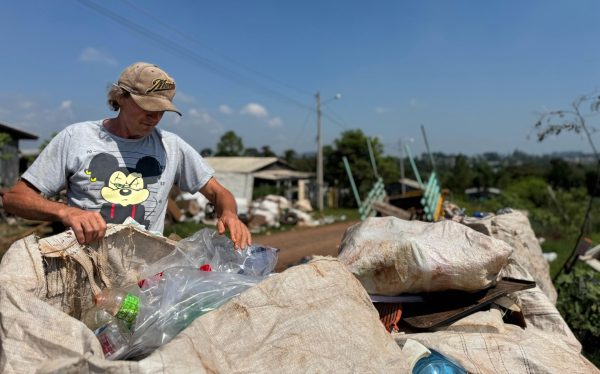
[94,319,131,360]
[139,228,278,281]
[81,306,113,331]
[413,349,467,374]
[124,266,262,359]
[95,288,140,328]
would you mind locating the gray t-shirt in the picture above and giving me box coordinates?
[23,120,214,233]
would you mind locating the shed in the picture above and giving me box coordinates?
[0,122,38,188]
[204,157,314,213]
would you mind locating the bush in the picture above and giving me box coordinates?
[555,262,600,366]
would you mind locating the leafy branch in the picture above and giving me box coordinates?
[534,93,600,160]
[534,93,600,277]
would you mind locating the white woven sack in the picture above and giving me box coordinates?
[338,217,513,295]
[0,226,408,373]
[392,257,599,373]
[463,211,558,304]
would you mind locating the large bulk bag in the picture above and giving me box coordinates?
[0,225,407,373]
[338,217,513,295]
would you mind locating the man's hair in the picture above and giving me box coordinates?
[107,85,131,111]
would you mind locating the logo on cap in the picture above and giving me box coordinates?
[146,78,175,94]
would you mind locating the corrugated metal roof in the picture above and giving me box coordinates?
[253,169,314,181]
[204,157,279,173]
[0,122,38,140]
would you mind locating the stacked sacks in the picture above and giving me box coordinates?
[337,216,598,373]
[462,210,557,303]
[0,225,408,373]
[338,217,513,295]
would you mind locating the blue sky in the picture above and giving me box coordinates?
[2,0,600,157]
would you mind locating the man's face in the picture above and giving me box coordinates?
[118,95,165,138]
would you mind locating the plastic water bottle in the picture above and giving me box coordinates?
[95,319,131,360]
[95,288,140,328]
[81,306,113,331]
[413,350,467,374]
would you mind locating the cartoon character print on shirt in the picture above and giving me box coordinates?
[84,153,163,228]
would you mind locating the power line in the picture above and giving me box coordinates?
[77,0,315,114]
[121,0,312,99]
[322,106,350,130]
[291,109,314,149]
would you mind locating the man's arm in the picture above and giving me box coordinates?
[2,180,106,244]
[199,177,251,250]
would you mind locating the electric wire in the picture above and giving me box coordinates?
[291,109,314,149]
[121,0,312,99]
[77,0,315,114]
[78,0,354,152]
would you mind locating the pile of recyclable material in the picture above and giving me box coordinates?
[81,229,278,360]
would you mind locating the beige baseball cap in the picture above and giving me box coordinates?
[117,62,182,116]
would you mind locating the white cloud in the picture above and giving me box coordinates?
[59,100,72,110]
[219,104,232,114]
[375,107,390,114]
[240,103,268,118]
[79,47,117,66]
[189,108,214,124]
[186,108,223,135]
[268,117,283,128]
[175,91,195,104]
[0,94,77,146]
[18,101,34,110]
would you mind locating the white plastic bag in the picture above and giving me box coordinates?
[338,217,513,295]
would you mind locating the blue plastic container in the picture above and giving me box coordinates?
[413,349,467,374]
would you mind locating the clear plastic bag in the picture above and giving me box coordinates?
[120,266,262,359]
[90,229,278,360]
[140,228,279,281]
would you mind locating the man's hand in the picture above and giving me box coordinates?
[3,179,107,245]
[58,206,107,245]
[200,177,252,250]
[217,211,252,250]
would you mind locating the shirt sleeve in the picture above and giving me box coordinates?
[21,128,72,197]
[175,136,215,193]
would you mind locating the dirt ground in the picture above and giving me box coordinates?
[255,220,359,272]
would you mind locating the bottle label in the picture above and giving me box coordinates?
[115,293,139,328]
[97,329,116,356]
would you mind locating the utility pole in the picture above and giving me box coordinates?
[399,139,406,194]
[316,91,324,211]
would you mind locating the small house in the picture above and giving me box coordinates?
[0,122,38,188]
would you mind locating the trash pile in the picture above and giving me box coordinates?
[171,191,342,233]
[80,229,278,360]
[246,194,344,232]
[0,212,598,372]
[338,214,597,372]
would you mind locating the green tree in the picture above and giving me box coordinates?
[282,149,297,164]
[472,159,495,191]
[289,152,315,172]
[260,145,276,157]
[0,132,12,160]
[215,131,244,156]
[547,158,584,190]
[200,147,213,157]
[445,154,473,194]
[38,132,58,152]
[243,147,260,157]
[324,129,398,206]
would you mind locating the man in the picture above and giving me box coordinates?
[3,62,251,249]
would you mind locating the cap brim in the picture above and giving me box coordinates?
[130,92,182,116]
